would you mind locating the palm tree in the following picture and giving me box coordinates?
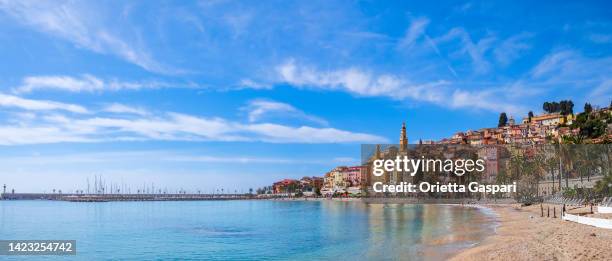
[531,146,547,196]
[543,145,559,194]
[558,144,573,189]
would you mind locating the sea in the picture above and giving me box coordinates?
[0,200,497,260]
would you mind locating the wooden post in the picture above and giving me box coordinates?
[554,207,556,218]
[541,204,544,217]
[547,206,550,217]
[563,204,566,217]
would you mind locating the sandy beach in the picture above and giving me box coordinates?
[452,204,612,261]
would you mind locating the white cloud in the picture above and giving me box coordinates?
[529,50,612,85]
[274,60,534,114]
[0,1,174,74]
[450,89,525,115]
[243,99,328,125]
[246,100,295,122]
[0,103,387,145]
[588,79,612,105]
[0,151,357,166]
[238,79,272,90]
[270,47,612,115]
[530,50,576,78]
[399,17,429,49]
[244,123,385,143]
[14,75,183,93]
[0,93,88,113]
[488,48,612,110]
[434,27,494,73]
[276,59,448,103]
[165,155,354,165]
[494,32,532,66]
[103,103,149,116]
[0,126,93,145]
[16,75,103,93]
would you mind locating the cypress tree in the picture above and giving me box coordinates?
[498,112,508,127]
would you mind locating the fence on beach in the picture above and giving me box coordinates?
[562,213,612,229]
[545,195,587,206]
[598,197,612,213]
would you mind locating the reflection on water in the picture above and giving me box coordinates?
[0,200,495,260]
[361,204,494,260]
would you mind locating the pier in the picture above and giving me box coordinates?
[0,193,255,202]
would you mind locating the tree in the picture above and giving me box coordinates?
[571,108,607,139]
[584,103,593,114]
[542,100,573,115]
[560,100,574,115]
[543,101,560,113]
[528,111,534,122]
[580,119,606,138]
[544,147,559,194]
[498,112,508,127]
[594,171,612,197]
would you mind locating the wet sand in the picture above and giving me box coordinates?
[452,204,612,261]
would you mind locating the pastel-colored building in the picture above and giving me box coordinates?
[273,179,298,194]
[530,113,572,126]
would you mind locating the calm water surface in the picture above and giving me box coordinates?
[0,200,496,260]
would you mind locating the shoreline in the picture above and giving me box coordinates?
[272,199,612,260]
[5,198,610,259]
[451,203,612,261]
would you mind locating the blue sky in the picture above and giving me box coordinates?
[0,0,610,193]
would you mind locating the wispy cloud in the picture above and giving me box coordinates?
[237,79,272,90]
[276,59,448,102]
[449,89,525,115]
[494,32,533,66]
[103,103,149,116]
[13,75,196,93]
[588,33,612,44]
[0,151,357,166]
[530,49,612,84]
[166,154,356,165]
[0,100,387,145]
[0,1,176,74]
[242,99,328,126]
[434,27,494,73]
[274,59,526,114]
[0,93,88,113]
[588,79,612,105]
[530,50,576,78]
[398,17,429,49]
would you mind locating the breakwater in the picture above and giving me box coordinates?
[0,193,254,201]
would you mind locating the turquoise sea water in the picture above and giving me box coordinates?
[0,200,496,260]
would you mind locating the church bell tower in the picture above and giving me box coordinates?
[400,122,408,153]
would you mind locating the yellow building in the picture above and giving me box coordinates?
[530,113,573,126]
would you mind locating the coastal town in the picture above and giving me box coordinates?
[1,2,610,260]
[261,101,612,199]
